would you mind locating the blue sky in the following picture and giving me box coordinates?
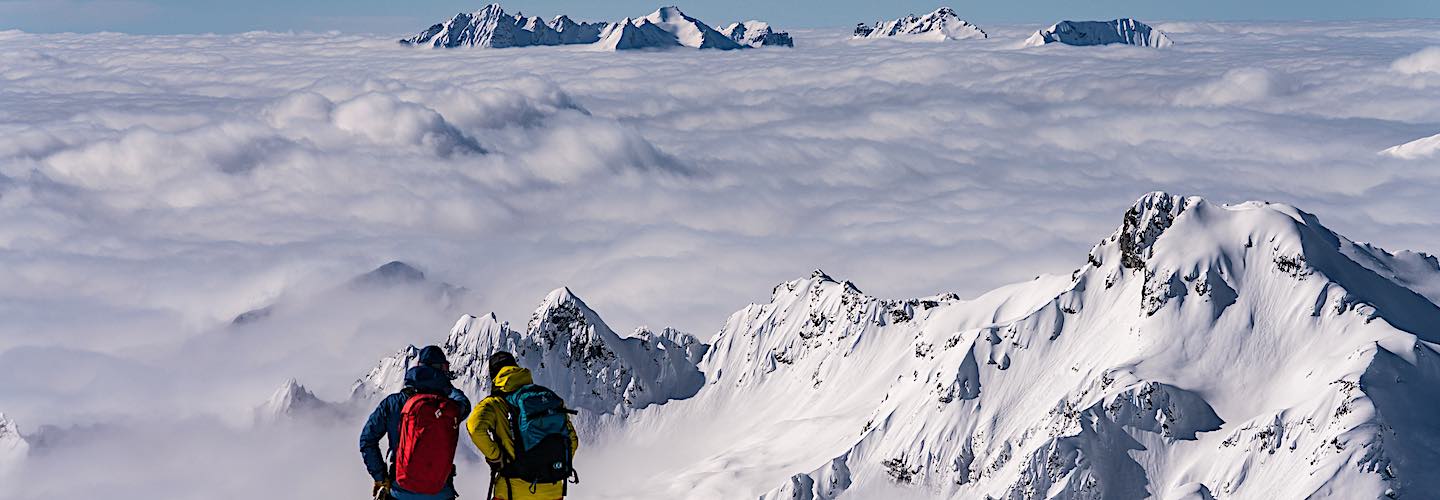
[2,0,1439,34]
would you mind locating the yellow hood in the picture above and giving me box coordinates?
[493,366,533,392]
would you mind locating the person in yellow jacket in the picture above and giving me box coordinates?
[466,351,579,500]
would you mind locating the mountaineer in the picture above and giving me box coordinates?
[467,351,580,500]
[360,346,471,500]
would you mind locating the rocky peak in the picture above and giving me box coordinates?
[1119,192,1191,271]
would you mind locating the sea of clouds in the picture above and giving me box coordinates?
[2,19,1440,499]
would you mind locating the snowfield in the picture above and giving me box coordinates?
[2,20,1440,500]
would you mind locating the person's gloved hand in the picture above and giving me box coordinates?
[372,479,391,499]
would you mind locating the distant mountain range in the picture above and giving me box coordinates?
[401,5,1177,51]
[400,4,794,51]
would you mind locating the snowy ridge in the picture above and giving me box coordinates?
[853,7,987,42]
[1025,19,1174,48]
[719,21,794,48]
[633,192,1440,499]
[400,4,608,48]
[400,4,573,48]
[352,288,707,416]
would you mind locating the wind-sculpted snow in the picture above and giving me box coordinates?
[5,20,1440,500]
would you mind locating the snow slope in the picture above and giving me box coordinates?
[351,288,706,417]
[591,192,1440,500]
[1381,132,1440,159]
[1026,19,1175,48]
[719,21,794,48]
[854,7,987,41]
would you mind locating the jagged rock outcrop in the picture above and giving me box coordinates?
[853,7,986,41]
[1025,19,1174,48]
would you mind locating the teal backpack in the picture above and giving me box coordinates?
[500,384,578,485]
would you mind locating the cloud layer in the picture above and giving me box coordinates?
[2,21,1440,499]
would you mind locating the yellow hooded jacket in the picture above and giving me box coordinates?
[466,366,579,500]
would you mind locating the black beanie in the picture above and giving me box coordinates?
[488,351,517,376]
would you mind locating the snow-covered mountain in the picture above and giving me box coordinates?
[638,6,743,50]
[603,192,1440,499]
[1025,19,1174,48]
[255,379,345,423]
[719,21,794,48]
[351,287,707,416]
[853,7,987,41]
[1382,132,1440,160]
[0,413,26,476]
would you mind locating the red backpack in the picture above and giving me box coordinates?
[394,393,463,494]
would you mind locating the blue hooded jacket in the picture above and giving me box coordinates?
[359,364,471,497]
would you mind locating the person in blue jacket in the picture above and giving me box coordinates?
[360,345,471,500]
